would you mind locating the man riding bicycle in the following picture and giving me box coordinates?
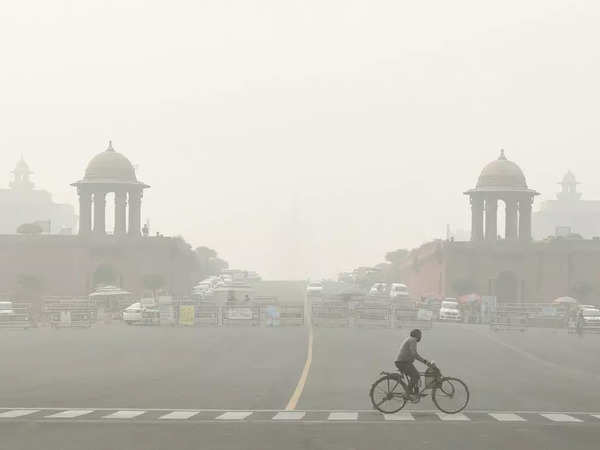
[395,329,432,400]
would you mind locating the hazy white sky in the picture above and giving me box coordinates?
[2,1,600,279]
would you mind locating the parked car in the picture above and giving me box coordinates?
[123,302,160,325]
[581,308,600,325]
[368,283,388,296]
[389,283,409,299]
[439,299,461,321]
[0,301,15,315]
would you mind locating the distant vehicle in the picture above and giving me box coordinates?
[306,281,324,296]
[389,283,409,299]
[439,299,461,321]
[122,302,160,325]
[582,308,600,325]
[0,301,15,315]
[369,283,388,296]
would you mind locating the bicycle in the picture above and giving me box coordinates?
[369,362,469,414]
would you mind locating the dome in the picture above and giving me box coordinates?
[476,149,527,190]
[562,171,577,185]
[84,141,137,182]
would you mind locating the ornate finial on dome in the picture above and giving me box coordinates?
[499,149,506,160]
[107,140,114,152]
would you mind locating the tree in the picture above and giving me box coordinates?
[17,223,43,235]
[385,249,410,265]
[451,277,476,296]
[93,264,117,286]
[194,246,229,279]
[142,274,166,301]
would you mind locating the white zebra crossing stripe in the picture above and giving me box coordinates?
[436,413,470,421]
[384,413,414,421]
[0,410,39,418]
[103,410,146,419]
[489,413,526,422]
[541,414,582,423]
[216,411,253,420]
[45,410,94,419]
[159,411,200,420]
[591,415,600,420]
[272,411,305,420]
[328,412,358,421]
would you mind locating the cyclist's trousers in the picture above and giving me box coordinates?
[395,361,419,394]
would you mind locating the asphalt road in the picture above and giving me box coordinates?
[2,289,600,450]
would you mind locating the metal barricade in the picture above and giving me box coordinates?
[195,302,219,326]
[311,302,349,327]
[490,310,528,332]
[0,303,33,329]
[44,299,96,328]
[222,304,260,326]
[391,305,433,329]
[278,304,304,326]
[352,304,391,328]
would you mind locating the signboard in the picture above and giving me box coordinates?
[227,307,253,320]
[178,305,195,326]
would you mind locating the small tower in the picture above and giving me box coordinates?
[9,156,34,190]
[557,171,581,201]
[464,150,539,242]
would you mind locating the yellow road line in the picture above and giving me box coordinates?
[285,294,313,411]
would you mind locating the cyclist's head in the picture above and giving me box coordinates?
[410,328,422,342]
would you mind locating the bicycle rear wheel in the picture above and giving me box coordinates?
[432,377,469,414]
[369,375,407,414]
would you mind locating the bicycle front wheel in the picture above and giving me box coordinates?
[432,377,469,414]
[369,375,407,414]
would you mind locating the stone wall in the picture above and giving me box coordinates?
[0,235,196,298]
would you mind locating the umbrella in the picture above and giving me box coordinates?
[553,296,578,304]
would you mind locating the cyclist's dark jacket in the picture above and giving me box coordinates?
[396,336,426,364]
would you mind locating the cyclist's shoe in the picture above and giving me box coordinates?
[419,392,429,398]
[405,392,419,403]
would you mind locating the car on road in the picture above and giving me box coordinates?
[439,299,461,321]
[306,281,324,296]
[0,301,15,315]
[389,283,409,299]
[368,283,388,296]
[122,302,160,325]
[581,308,600,326]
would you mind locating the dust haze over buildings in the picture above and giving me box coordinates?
[2,1,600,280]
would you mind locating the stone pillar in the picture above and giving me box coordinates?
[519,196,533,241]
[114,191,127,235]
[93,191,106,234]
[78,189,92,235]
[505,199,519,240]
[470,196,484,241]
[484,197,498,241]
[128,190,142,236]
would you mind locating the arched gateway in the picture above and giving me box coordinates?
[464,150,539,242]
[71,142,149,236]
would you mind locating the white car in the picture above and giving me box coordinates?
[306,281,324,296]
[389,283,409,299]
[582,308,600,325]
[439,300,462,321]
[0,301,14,315]
[123,302,160,325]
[369,283,388,296]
